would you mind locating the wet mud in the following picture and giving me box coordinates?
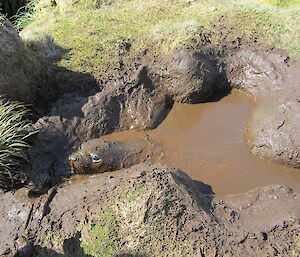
[103,90,300,195]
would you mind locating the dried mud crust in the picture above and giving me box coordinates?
[0,164,299,256]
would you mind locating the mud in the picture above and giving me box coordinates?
[223,46,300,168]
[148,48,229,103]
[0,164,299,256]
[1,6,300,256]
[23,46,299,191]
[103,90,300,195]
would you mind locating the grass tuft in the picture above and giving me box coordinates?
[12,0,40,30]
[0,97,33,191]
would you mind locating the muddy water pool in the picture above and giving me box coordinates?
[103,90,300,195]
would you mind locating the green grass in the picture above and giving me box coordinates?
[12,0,40,30]
[252,0,300,7]
[0,97,33,191]
[20,0,300,77]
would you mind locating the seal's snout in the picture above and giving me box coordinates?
[68,155,80,173]
[68,156,78,162]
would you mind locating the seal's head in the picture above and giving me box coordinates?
[68,141,112,174]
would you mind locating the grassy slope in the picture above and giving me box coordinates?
[21,0,300,77]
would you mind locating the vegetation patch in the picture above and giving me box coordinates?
[20,0,300,79]
[254,0,300,8]
[0,97,33,191]
[79,209,119,257]
[12,0,40,30]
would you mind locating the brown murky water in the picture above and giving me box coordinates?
[103,90,300,195]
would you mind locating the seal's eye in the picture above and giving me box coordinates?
[89,153,102,163]
[78,144,83,150]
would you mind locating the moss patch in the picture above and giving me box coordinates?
[80,209,119,257]
[21,0,300,79]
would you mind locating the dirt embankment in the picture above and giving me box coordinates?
[0,164,299,256]
[0,17,97,116]
[0,17,47,104]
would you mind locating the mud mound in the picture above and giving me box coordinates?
[147,48,229,103]
[223,46,300,168]
[1,164,299,256]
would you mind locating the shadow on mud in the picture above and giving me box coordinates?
[193,180,215,214]
[193,180,214,195]
[14,232,90,257]
[204,88,231,103]
[30,36,98,118]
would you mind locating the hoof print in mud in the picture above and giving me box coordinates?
[69,138,163,174]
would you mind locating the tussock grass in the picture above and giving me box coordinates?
[0,98,33,191]
[12,0,40,30]
[21,0,300,77]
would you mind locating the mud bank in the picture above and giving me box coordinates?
[223,47,300,168]
[0,164,299,256]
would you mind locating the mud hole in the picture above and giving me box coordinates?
[1,42,300,256]
[103,90,300,195]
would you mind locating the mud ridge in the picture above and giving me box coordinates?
[1,164,299,256]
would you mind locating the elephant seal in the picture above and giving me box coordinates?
[68,137,163,174]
